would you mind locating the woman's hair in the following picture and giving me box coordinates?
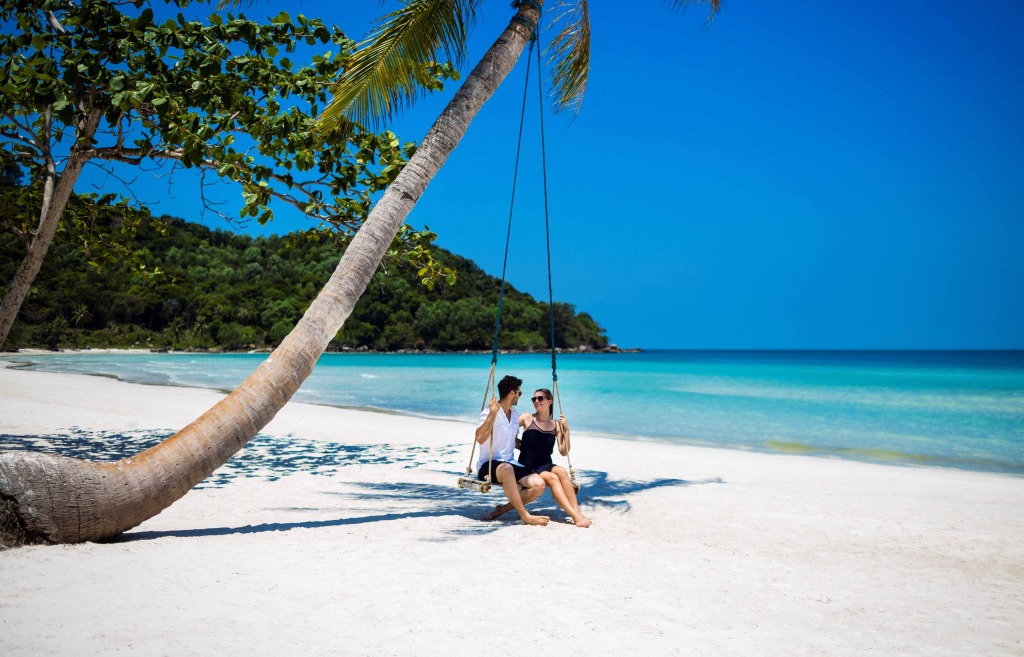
[532,389,561,436]
[533,389,554,419]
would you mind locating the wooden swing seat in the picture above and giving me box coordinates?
[456,465,580,495]
[456,470,525,494]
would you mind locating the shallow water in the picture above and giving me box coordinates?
[5,350,1023,474]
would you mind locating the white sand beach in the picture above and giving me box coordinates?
[1,359,1022,656]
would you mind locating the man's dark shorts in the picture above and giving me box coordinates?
[478,460,534,484]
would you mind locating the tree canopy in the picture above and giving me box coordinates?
[0,0,457,348]
[0,0,414,228]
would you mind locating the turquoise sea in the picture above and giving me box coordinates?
[4,350,1024,474]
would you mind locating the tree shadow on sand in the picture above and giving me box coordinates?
[1,429,724,541]
[579,471,725,513]
[0,430,457,489]
[118,470,724,543]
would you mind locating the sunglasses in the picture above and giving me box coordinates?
[531,396,549,403]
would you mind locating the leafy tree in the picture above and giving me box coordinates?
[0,152,21,187]
[0,0,437,348]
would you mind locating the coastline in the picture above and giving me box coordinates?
[1,364,1023,655]
[2,342,645,357]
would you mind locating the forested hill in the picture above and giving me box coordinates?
[0,217,609,352]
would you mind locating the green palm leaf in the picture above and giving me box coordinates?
[544,0,590,115]
[544,0,719,115]
[670,0,722,25]
[317,0,484,134]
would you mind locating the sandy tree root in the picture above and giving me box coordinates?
[0,452,141,548]
[0,494,38,549]
[0,421,266,548]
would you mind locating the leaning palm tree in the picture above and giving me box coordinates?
[0,0,719,547]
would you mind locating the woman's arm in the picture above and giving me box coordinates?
[556,415,571,456]
[514,413,532,450]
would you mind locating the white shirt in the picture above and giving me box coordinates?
[476,406,521,471]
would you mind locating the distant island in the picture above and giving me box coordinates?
[1,216,618,353]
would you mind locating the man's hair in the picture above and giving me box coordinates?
[497,375,523,399]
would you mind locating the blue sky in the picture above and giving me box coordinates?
[80,1,1024,349]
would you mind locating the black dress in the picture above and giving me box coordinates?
[519,419,557,474]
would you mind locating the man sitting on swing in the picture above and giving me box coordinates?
[476,375,550,526]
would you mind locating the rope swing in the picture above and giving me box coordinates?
[457,19,579,495]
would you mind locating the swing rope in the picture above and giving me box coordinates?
[488,30,537,370]
[532,33,575,488]
[464,30,539,488]
[459,12,577,493]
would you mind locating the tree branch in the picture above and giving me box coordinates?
[84,159,149,209]
[39,107,54,161]
[0,129,42,154]
[1,113,44,150]
[88,145,352,226]
[45,11,67,34]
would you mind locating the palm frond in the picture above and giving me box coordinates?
[669,0,722,26]
[544,0,590,115]
[317,0,483,134]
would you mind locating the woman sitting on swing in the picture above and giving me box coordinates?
[486,388,592,527]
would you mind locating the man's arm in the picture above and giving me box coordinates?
[475,397,500,444]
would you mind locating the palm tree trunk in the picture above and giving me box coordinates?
[0,2,542,547]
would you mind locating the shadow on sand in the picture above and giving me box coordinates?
[118,471,725,542]
[0,428,724,542]
[0,429,458,488]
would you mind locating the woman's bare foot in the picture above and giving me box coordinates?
[572,513,593,528]
[520,514,550,526]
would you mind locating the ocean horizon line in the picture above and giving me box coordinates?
[6,345,1023,352]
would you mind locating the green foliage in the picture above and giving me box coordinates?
[0,0,435,265]
[35,317,68,351]
[316,0,467,131]
[544,0,591,115]
[317,0,721,132]
[0,178,170,281]
[0,214,608,352]
[0,153,21,187]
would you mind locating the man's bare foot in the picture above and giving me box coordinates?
[482,504,512,521]
[520,514,550,526]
